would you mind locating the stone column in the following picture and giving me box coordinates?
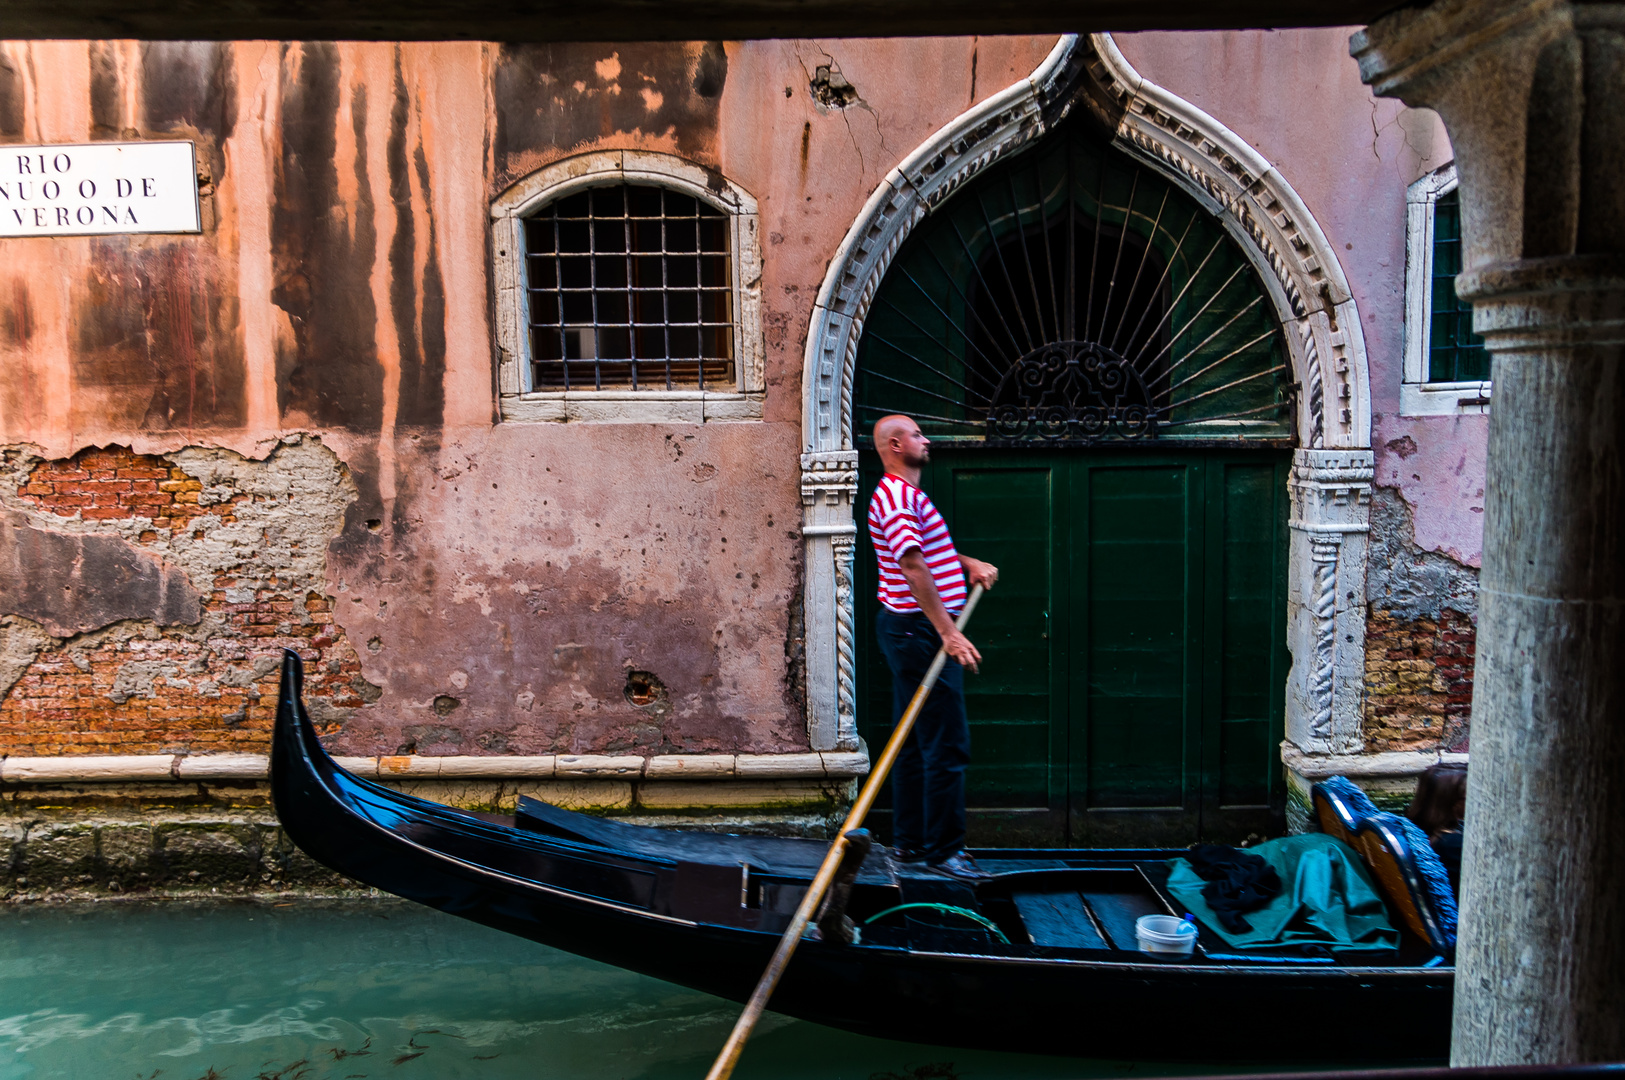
[1355,0,1625,1065]
[800,451,860,752]
[1282,449,1373,831]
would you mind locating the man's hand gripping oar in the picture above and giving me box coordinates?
[703,583,986,1080]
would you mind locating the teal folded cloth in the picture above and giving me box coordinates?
[1166,833,1399,955]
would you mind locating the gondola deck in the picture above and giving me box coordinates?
[271,650,1453,1060]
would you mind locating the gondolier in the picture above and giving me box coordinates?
[867,414,999,881]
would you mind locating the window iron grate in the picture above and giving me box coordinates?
[524,184,735,391]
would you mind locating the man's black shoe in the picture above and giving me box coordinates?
[891,846,927,863]
[928,851,996,881]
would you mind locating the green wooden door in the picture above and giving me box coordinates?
[856,448,1289,847]
[1070,458,1203,845]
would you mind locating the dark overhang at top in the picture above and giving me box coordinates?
[2,0,1408,41]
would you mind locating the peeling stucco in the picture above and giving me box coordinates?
[1362,486,1477,754]
[0,615,50,701]
[1366,486,1479,620]
[0,437,367,755]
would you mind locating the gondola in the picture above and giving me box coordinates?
[270,650,1454,1060]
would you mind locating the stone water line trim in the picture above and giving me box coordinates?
[0,750,872,784]
[1280,743,1467,780]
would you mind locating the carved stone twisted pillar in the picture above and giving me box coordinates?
[1355,1,1625,1064]
[1282,450,1373,830]
[801,451,861,752]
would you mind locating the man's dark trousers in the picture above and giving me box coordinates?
[875,607,969,863]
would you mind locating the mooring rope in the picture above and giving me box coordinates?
[862,902,1011,944]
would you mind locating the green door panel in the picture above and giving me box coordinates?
[1204,458,1292,831]
[855,447,1287,847]
[936,461,1063,816]
[1080,464,1192,812]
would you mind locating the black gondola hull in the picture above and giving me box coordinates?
[271,651,1451,1060]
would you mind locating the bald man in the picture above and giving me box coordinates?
[867,414,999,881]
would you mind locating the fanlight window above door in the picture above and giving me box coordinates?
[855,118,1294,446]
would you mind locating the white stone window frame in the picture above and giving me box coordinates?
[1402,163,1492,417]
[491,150,765,424]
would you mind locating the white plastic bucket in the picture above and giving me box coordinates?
[1135,914,1198,959]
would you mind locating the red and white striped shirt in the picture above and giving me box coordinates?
[867,473,967,615]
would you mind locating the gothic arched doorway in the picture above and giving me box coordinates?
[853,113,1295,846]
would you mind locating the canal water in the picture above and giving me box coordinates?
[1,900,1370,1080]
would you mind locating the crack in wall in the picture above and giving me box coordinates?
[796,43,888,180]
[1366,486,1479,622]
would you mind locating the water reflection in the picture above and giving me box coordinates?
[0,900,1298,1080]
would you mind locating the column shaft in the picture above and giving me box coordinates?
[1454,272,1625,1064]
[1354,1,1625,1063]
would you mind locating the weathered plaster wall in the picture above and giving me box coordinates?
[324,424,810,756]
[0,37,1059,761]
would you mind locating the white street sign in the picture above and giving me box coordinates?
[0,141,201,237]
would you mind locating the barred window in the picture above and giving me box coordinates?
[524,185,735,391]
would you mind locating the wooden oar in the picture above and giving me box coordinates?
[703,583,986,1080]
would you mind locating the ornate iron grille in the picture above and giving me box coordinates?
[525,185,734,391]
[854,119,1293,446]
[989,340,1159,440]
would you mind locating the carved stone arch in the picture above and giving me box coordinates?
[799,36,1373,805]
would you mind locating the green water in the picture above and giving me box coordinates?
[0,901,1343,1080]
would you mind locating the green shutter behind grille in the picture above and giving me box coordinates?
[1427,189,1491,384]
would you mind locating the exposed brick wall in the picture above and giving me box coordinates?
[19,448,218,529]
[0,593,365,756]
[0,440,370,756]
[1362,607,1475,753]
